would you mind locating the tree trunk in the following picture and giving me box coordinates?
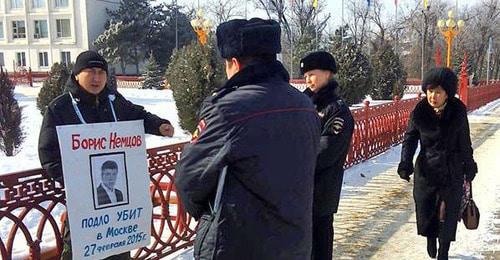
[120,60,126,74]
[134,47,140,75]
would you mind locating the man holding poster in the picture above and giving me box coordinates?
[38,50,174,259]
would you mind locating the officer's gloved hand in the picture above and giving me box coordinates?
[397,162,413,182]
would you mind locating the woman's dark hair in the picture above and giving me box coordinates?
[421,67,458,97]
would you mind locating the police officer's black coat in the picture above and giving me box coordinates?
[38,76,170,183]
[174,60,321,259]
[398,97,477,241]
[304,80,354,216]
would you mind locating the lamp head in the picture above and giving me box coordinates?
[437,19,445,29]
[446,18,456,28]
[448,10,454,19]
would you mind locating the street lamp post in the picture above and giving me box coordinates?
[437,10,465,68]
[191,10,212,46]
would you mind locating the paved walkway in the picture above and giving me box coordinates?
[368,104,500,260]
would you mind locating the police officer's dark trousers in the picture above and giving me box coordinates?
[312,214,334,260]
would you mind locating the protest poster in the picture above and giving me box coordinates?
[57,120,152,259]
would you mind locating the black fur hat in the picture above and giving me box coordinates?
[299,51,337,75]
[216,18,281,59]
[421,67,458,97]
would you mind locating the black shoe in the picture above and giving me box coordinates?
[437,239,450,260]
[427,237,437,258]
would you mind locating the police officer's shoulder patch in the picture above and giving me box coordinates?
[191,119,207,144]
[331,117,345,135]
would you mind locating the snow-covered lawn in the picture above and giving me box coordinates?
[0,86,191,174]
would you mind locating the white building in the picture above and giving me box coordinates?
[0,0,117,72]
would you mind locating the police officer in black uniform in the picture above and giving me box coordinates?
[300,51,355,260]
[175,18,321,259]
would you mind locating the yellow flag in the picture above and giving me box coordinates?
[313,0,318,9]
[424,0,429,9]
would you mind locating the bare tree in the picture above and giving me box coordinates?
[206,0,244,25]
[458,0,499,79]
[397,0,449,78]
[346,0,371,49]
[251,0,329,77]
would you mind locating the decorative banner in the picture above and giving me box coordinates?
[57,120,151,259]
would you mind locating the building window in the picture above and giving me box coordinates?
[39,52,49,67]
[55,0,68,8]
[0,53,4,67]
[34,20,48,38]
[11,0,23,9]
[0,22,4,39]
[12,21,26,39]
[56,19,71,38]
[61,51,71,65]
[16,52,26,67]
[32,0,45,8]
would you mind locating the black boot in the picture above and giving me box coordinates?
[437,239,450,260]
[427,237,437,258]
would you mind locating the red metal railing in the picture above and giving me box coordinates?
[466,82,500,111]
[0,142,194,260]
[2,83,500,259]
[345,96,422,168]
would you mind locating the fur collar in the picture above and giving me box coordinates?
[310,80,340,111]
[219,60,290,91]
[412,97,467,134]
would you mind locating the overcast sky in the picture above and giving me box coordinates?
[158,0,480,30]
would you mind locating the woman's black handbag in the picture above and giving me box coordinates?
[462,181,480,230]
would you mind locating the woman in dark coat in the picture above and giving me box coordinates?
[398,68,477,260]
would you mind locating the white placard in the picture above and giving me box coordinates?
[57,120,152,259]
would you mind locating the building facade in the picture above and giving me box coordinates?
[0,0,116,72]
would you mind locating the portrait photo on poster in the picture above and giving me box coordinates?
[90,152,130,210]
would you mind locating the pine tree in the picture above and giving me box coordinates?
[330,40,373,105]
[107,67,118,91]
[37,63,71,115]
[0,67,24,156]
[142,54,164,90]
[370,42,407,100]
[166,41,225,132]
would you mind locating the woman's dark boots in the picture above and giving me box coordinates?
[437,239,450,260]
[427,237,437,258]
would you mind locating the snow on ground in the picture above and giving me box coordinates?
[0,86,191,174]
